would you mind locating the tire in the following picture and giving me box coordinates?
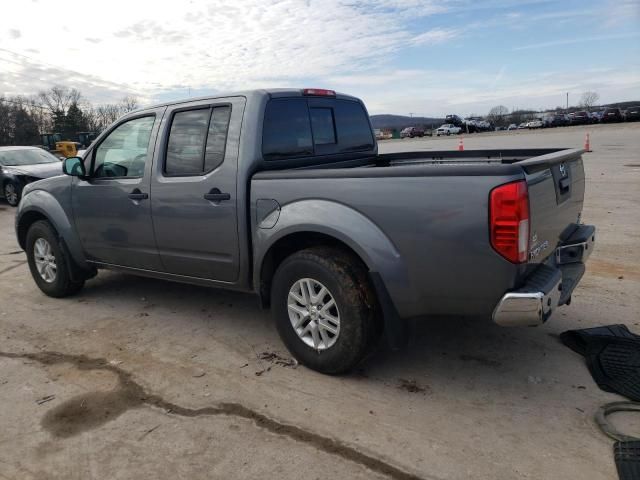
[26,220,84,297]
[271,247,379,374]
[3,181,21,207]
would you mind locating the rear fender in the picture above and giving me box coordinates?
[254,199,411,319]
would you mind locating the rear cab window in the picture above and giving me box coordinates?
[262,97,374,162]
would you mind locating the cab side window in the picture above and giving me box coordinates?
[92,116,155,178]
[164,105,231,176]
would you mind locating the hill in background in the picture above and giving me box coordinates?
[370,114,445,130]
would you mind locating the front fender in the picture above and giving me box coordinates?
[253,199,410,300]
[16,189,88,268]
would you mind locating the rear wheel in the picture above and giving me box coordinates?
[271,247,379,374]
[26,220,84,297]
[3,181,21,207]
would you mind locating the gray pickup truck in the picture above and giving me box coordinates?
[15,88,595,374]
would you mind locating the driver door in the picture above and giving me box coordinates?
[72,109,165,270]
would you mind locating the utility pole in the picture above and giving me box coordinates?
[408,113,414,118]
[566,92,569,110]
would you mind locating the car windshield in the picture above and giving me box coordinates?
[0,148,59,166]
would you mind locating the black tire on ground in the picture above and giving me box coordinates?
[3,180,22,207]
[271,247,380,374]
[25,220,85,297]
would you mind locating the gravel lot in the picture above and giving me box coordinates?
[0,122,638,479]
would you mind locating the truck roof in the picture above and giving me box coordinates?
[133,88,361,114]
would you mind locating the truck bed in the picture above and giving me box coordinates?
[252,148,586,319]
[255,148,583,175]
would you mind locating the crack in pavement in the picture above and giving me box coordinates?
[0,350,433,480]
[0,260,27,276]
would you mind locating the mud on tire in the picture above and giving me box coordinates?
[271,247,380,374]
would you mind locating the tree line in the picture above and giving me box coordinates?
[0,86,139,147]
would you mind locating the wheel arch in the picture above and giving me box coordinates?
[16,190,89,270]
[253,199,409,309]
[257,231,370,308]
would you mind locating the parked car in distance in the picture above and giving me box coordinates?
[0,146,63,206]
[623,106,640,122]
[570,111,592,125]
[15,88,596,374]
[542,113,569,128]
[527,119,543,129]
[517,123,528,129]
[400,126,425,138]
[435,124,462,136]
[445,114,465,127]
[602,107,623,123]
[507,123,518,130]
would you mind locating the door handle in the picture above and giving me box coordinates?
[559,177,570,193]
[128,189,149,200]
[204,188,231,202]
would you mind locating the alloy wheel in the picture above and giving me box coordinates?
[287,278,340,350]
[33,238,57,283]
[4,183,18,205]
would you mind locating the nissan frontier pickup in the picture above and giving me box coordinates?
[16,88,595,373]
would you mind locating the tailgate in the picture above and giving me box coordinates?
[521,149,586,264]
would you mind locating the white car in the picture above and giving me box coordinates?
[436,124,462,136]
[527,119,543,129]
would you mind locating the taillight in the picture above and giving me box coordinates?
[302,88,336,97]
[489,180,530,263]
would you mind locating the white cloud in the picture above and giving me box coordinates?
[513,32,640,50]
[411,28,459,45]
[0,0,638,116]
[0,0,447,102]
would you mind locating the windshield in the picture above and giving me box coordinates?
[0,148,60,166]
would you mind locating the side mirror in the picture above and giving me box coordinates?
[62,157,86,178]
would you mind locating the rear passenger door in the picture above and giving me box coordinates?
[150,97,245,282]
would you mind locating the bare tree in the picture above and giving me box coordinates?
[38,86,83,115]
[120,96,139,113]
[579,91,600,111]
[487,105,509,126]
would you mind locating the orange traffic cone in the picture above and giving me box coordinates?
[458,137,464,151]
[584,133,591,152]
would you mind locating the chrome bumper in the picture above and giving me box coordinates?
[493,268,562,327]
[493,225,595,327]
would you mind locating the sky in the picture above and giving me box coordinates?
[1,0,639,117]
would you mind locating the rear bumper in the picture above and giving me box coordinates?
[493,224,595,327]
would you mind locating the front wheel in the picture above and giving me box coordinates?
[26,220,84,297]
[3,181,21,207]
[271,247,379,374]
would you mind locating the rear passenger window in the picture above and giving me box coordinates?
[262,99,313,160]
[310,108,336,145]
[165,109,209,175]
[165,105,231,176]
